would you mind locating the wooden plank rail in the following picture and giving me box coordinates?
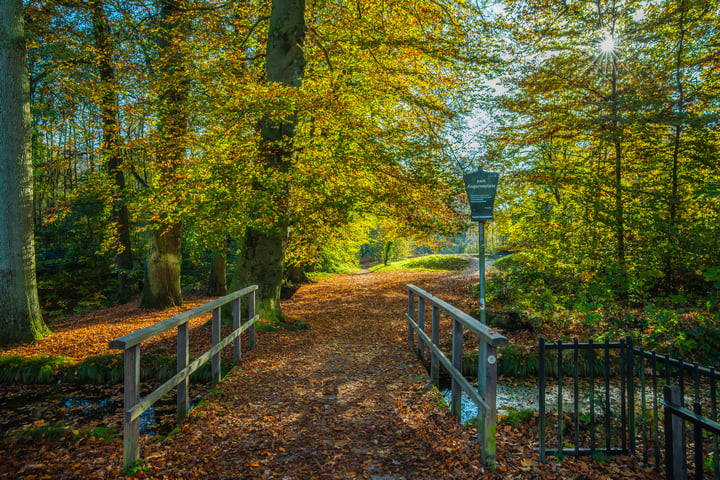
[662,385,720,480]
[109,286,259,469]
[405,284,508,466]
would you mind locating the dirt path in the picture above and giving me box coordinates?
[136,269,486,479]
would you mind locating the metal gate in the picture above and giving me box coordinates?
[538,336,719,478]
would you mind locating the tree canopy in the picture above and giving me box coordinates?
[2,0,718,344]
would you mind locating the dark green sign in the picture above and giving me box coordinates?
[463,166,499,222]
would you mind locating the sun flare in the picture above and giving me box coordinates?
[600,32,616,54]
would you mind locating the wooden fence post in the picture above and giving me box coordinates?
[417,296,425,361]
[430,305,440,387]
[451,318,463,418]
[177,323,189,422]
[481,344,498,465]
[212,307,221,385]
[248,290,256,349]
[123,345,140,468]
[232,298,241,363]
[664,385,687,480]
[408,290,415,348]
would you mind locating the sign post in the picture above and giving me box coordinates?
[462,165,499,430]
[463,165,500,325]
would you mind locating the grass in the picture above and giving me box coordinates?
[0,352,233,385]
[3,424,119,444]
[306,271,338,281]
[369,255,470,273]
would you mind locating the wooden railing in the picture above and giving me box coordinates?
[662,385,720,480]
[405,284,508,465]
[109,286,259,468]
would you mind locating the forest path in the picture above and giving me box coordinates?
[138,268,489,479]
[0,265,657,479]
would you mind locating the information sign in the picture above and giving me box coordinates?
[463,166,499,222]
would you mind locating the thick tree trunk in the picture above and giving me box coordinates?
[234,0,306,322]
[140,0,187,309]
[0,0,50,344]
[235,228,287,320]
[207,241,228,297]
[141,223,183,309]
[91,0,136,303]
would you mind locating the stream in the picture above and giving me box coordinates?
[441,380,649,425]
[0,384,203,438]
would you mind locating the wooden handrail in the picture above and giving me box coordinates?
[109,286,258,469]
[406,284,508,466]
[407,284,508,347]
[110,285,257,350]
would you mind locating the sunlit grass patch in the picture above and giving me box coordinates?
[370,255,470,273]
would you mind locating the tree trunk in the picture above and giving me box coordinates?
[207,241,228,297]
[140,0,188,309]
[141,223,183,309]
[234,0,306,322]
[666,0,686,290]
[235,228,287,320]
[0,0,50,344]
[91,0,136,303]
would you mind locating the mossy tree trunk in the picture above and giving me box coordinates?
[141,223,183,309]
[207,240,228,297]
[0,0,50,344]
[234,0,306,322]
[235,227,287,321]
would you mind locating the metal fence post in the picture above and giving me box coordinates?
[627,336,635,454]
[539,337,546,463]
[694,402,704,480]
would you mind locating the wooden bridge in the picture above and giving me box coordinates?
[109,269,508,477]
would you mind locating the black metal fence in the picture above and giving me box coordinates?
[538,336,720,479]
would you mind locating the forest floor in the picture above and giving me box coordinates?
[0,265,660,479]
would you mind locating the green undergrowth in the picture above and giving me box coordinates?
[370,254,470,273]
[254,319,311,332]
[484,252,720,365]
[498,407,535,428]
[306,271,339,281]
[3,424,119,445]
[0,353,232,385]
